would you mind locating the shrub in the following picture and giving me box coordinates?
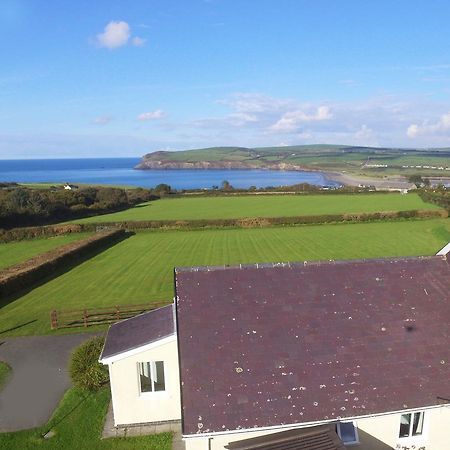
[69,336,109,391]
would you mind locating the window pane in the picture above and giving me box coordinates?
[339,422,357,443]
[153,361,165,391]
[412,412,424,436]
[399,414,411,437]
[139,362,153,392]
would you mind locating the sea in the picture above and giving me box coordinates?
[0,158,340,190]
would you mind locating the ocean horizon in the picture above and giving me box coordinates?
[0,158,340,190]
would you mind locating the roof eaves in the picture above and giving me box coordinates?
[182,403,448,439]
[99,332,176,363]
[436,242,450,256]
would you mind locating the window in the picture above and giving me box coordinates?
[138,361,165,393]
[337,421,359,445]
[399,412,424,438]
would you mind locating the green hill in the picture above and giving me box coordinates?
[136,145,450,178]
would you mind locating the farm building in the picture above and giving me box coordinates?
[100,243,450,450]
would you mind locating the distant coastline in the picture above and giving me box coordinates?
[0,158,338,190]
[135,145,450,189]
[135,156,414,189]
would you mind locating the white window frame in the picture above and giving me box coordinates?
[337,420,359,445]
[137,361,166,395]
[398,411,425,439]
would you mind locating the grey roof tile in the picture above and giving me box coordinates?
[101,304,174,360]
[175,255,450,435]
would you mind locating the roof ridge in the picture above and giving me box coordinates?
[174,254,444,274]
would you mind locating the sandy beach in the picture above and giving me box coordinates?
[324,171,450,190]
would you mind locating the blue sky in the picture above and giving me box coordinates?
[2,0,450,158]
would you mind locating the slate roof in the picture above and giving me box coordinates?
[100,304,174,360]
[224,425,345,450]
[175,255,450,436]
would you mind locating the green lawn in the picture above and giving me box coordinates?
[0,361,11,392]
[1,219,448,337]
[0,387,171,450]
[73,193,441,223]
[0,233,92,270]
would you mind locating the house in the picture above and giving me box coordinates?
[63,183,78,190]
[100,244,450,449]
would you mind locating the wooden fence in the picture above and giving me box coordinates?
[50,301,169,330]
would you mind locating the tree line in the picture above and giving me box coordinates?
[0,185,166,229]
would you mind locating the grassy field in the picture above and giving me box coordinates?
[0,233,92,270]
[0,361,11,392]
[1,219,448,337]
[0,387,171,450]
[74,193,440,223]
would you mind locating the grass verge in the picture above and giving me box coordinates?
[0,361,11,391]
[0,387,172,450]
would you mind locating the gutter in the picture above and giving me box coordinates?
[181,402,450,440]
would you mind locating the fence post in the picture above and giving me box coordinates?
[116,305,120,321]
[50,310,58,330]
[83,309,88,327]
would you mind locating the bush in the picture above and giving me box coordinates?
[69,336,109,391]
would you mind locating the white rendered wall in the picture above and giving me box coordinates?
[108,339,181,426]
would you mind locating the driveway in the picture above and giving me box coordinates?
[0,333,96,432]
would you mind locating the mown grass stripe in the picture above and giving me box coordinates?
[0,233,92,270]
[0,219,448,337]
[73,193,441,223]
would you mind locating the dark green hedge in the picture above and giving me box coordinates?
[0,223,85,243]
[0,229,125,298]
[80,209,447,232]
[418,189,450,211]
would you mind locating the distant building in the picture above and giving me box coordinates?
[63,183,78,190]
[101,243,450,449]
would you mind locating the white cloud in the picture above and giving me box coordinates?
[137,110,166,121]
[131,36,146,47]
[92,115,112,125]
[123,92,450,149]
[353,125,378,146]
[95,21,130,49]
[270,106,332,132]
[94,21,146,49]
[407,111,450,138]
[406,124,420,138]
[228,112,258,126]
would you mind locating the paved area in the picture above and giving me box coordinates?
[102,401,185,449]
[0,333,95,431]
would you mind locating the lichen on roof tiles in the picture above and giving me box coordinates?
[175,255,450,435]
